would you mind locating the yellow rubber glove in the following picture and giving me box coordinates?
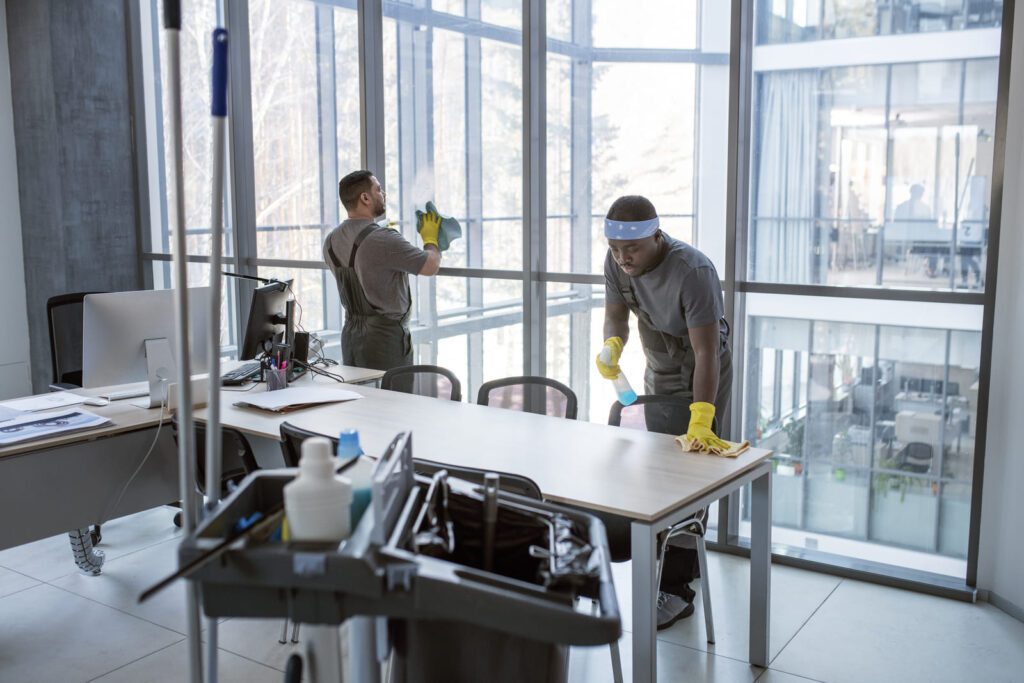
[684,402,732,453]
[595,336,624,380]
[417,209,441,248]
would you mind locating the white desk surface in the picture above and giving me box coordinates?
[203,382,772,523]
[0,362,384,459]
[0,364,770,522]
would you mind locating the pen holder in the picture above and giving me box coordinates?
[266,367,288,391]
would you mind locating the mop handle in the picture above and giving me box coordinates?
[163,0,180,29]
[204,28,229,507]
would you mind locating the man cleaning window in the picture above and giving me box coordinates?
[323,170,456,371]
[597,194,733,629]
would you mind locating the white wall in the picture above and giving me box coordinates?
[978,10,1024,621]
[0,0,31,399]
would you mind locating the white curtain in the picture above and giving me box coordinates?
[754,71,819,284]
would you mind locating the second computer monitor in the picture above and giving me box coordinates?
[240,280,293,360]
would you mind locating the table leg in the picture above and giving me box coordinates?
[749,468,772,667]
[631,520,657,683]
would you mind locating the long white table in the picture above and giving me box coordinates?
[198,383,774,680]
[2,374,772,681]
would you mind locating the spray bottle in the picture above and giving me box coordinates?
[599,347,638,406]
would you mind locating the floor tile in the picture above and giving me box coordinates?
[755,669,824,682]
[612,552,841,662]
[92,639,286,683]
[569,632,763,683]
[51,538,192,635]
[0,565,39,598]
[216,616,303,672]
[0,508,181,582]
[0,584,182,683]
[770,579,1024,683]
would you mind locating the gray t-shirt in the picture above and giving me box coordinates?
[604,234,727,339]
[323,218,428,320]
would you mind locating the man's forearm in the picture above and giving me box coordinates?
[603,317,629,343]
[691,350,720,406]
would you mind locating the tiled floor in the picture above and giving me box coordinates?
[2,509,1022,683]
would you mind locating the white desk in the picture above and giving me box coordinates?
[0,364,384,550]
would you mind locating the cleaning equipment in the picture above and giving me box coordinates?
[597,339,637,406]
[415,201,463,252]
[284,437,353,543]
[338,429,372,528]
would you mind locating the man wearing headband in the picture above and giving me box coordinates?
[597,195,732,629]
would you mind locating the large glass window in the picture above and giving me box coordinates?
[749,58,999,290]
[757,0,1004,44]
[743,2,1000,578]
[741,306,980,575]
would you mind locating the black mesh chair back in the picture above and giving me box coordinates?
[476,376,578,420]
[280,421,339,468]
[171,415,259,497]
[47,291,105,387]
[898,442,934,474]
[609,394,691,436]
[413,458,542,500]
[381,364,462,402]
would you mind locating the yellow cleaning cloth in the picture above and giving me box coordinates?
[675,435,751,458]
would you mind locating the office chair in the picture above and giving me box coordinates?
[170,416,260,527]
[381,364,462,402]
[609,395,716,645]
[47,291,105,388]
[413,458,542,500]
[476,376,578,420]
[898,442,934,474]
[48,292,106,550]
[280,421,338,468]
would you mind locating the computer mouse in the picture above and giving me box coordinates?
[82,397,110,407]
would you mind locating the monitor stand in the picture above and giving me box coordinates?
[144,337,176,408]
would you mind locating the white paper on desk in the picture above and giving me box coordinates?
[0,404,23,423]
[0,392,88,412]
[0,409,112,446]
[232,386,363,412]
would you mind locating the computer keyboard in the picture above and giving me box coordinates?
[102,388,150,401]
[221,362,262,386]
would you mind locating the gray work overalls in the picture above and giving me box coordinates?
[607,263,733,437]
[326,224,414,371]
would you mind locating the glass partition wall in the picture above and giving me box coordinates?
[136,0,1009,591]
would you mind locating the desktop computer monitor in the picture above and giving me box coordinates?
[82,288,211,388]
[240,280,293,361]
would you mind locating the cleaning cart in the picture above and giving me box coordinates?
[180,431,621,682]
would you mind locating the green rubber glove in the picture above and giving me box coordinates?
[417,208,441,248]
[685,402,732,453]
[595,337,624,380]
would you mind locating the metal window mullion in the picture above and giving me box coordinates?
[569,0,593,420]
[358,0,386,183]
[723,0,755,545]
[225,0,259,347]
[409,2,437,364]
[523,0,546,379]
[933,328,953,553]
[466,0,484,398]
[316,6,341,332]
[967,0,1015,587]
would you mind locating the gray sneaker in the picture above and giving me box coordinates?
[656,591,694,630]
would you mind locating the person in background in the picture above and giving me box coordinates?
[323,170,441,370]
[596,195,733,630]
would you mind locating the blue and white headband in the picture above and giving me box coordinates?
[604,216,660,240]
